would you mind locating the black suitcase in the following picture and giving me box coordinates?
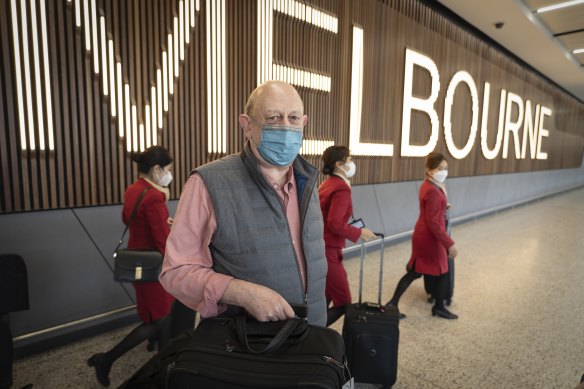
[424,208,455,305]
[342,233,400,388]
[167,316,351,388]
[423,256,454,304]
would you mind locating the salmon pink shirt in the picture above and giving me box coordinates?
[160,166,306,318]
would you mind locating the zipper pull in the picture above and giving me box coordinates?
[322,355,345,369]
[225,339,236,352]
[166,361,176,373]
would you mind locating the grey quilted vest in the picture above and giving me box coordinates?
[195,143,327,325]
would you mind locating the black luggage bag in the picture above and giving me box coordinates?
[166,315,351,388]
[119,330,195,389]
[423,256,454,304]
[342,233,400,388]
[121,316,351,389]
[423,208,455,305]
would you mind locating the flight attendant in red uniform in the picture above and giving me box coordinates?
[88,146,175,387]
[319,146,375,326]
[385,152,459,320]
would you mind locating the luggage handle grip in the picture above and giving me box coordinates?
[358,232,385,306]
[235,316,306,354]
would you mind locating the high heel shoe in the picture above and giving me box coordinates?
[87,353,111,387]
[385,303,406,319]
[431,306,458,319]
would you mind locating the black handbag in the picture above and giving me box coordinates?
[113,188,163,283]
[165,315,352,388]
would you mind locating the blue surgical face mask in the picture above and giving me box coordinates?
[256,126,303,166]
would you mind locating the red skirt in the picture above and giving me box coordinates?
[132,281,174,323]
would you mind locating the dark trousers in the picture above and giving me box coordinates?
[169,300,197,339]
[390,268,448,310]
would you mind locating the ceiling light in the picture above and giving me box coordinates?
[537,0,584,13]
[573,48,584,54]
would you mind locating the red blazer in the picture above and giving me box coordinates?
[408,179,455,276]
[122,178,174,323]
[123,178,170,255]
[319,175,361,249]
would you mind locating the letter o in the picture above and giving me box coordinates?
[443,71,479,159]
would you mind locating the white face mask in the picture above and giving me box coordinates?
[343,161,356,178]
[433,170,448,183]
[156,170,173,187]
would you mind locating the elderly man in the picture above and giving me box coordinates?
[160,80,327,325]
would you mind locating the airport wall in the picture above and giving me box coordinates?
[1,0,583,356]
[2,160,583,356]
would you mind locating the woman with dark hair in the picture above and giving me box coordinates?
[88,146,175,387]
[385,152,459,320]
[319,146,375,326]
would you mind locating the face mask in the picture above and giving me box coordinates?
[256,126,303,166]
[433,170,448,183]
[342,161,356,178]
[157,170,173,187]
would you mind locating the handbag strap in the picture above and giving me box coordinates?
[114,188,150,252]
[234,316,306,354]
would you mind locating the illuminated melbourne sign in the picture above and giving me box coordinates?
[349,43,551,160]
[9,1,552,162]
[401,48,550,160]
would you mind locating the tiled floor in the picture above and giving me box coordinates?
[11,187,584,388]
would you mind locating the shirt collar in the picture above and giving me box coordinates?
[332,173,351,187]
[142,177,170,201]
[259,164,295,191]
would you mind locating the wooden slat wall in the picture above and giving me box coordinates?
[1,0,583,213]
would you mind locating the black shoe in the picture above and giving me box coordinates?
[445,298,452,306]
[385,303,406,319]
[432,307,458,320]
[87,353,111,387]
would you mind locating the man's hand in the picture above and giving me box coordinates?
[448,244,458,258]
[221,279,295,322]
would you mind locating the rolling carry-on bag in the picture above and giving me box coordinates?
[423,256,454,304]
[342,233,400,389]
[423,207,454,305]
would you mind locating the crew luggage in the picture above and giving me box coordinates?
[424,208,455,305]
[423,255,454,305]
[342,233,400,388]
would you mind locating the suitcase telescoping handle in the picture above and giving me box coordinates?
[358,232,385,306]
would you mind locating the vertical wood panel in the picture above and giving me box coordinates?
[1,0,18,211]
[0,0,583,213]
